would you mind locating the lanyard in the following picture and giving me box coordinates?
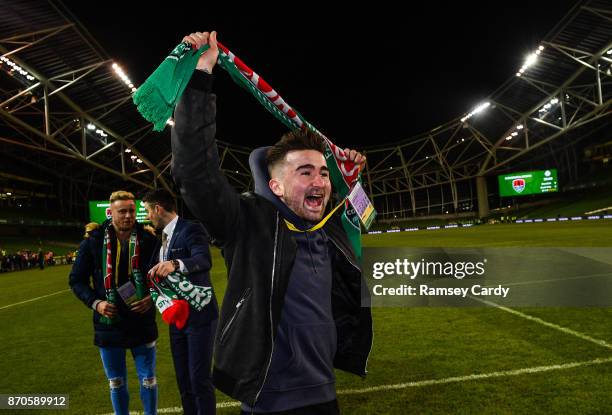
[283,199,345,233]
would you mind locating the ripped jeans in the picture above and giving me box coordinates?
[99,342,157,415]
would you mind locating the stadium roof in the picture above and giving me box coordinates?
[0,0,609,207]
[0,1,252,196]
[361,0,611,206]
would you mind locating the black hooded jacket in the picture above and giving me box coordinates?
[171,71,373,406]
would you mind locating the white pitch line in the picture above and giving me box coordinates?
[339,356,612,395]
[102,401,241,415]
[0,289,70,311]
[483,271,612,288]
[470,296,612,350]
[102,356,612,414]
[154,401,241,413]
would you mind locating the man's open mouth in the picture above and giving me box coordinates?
[305,194,324,209]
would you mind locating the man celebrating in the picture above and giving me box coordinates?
[171,31,372,414]
[143,189,218,415]
[69,191,159,415]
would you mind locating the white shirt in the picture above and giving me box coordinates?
[160,216,187,273]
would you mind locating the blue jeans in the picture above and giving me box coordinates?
[99,342,158,415]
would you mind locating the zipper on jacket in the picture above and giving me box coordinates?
[253,213,280,406]
[328,236,360,272]
[328,235,372,376]
[219,287,251,344]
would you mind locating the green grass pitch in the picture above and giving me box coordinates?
[1,220,611,414]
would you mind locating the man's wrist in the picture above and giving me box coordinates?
[92,299,102,311]
[188,69,213,92]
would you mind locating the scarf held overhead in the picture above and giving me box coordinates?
[133,40,376,258]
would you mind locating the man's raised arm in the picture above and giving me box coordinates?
[171,31,239,245]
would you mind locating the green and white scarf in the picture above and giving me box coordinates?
[149,271,213,313]
[101,225,147,325]
[148,270,213,329]
[133,40,364,259]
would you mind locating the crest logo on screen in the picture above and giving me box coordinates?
[512,179,525,193]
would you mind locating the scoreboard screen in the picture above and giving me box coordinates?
[498,169,558,197]
[88,200,149,223]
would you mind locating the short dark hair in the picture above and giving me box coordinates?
[266,129,325,172]
[142,189,176,213]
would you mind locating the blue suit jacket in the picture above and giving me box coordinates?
[163,217,219,326]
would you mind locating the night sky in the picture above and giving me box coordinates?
[64,2,579,148]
